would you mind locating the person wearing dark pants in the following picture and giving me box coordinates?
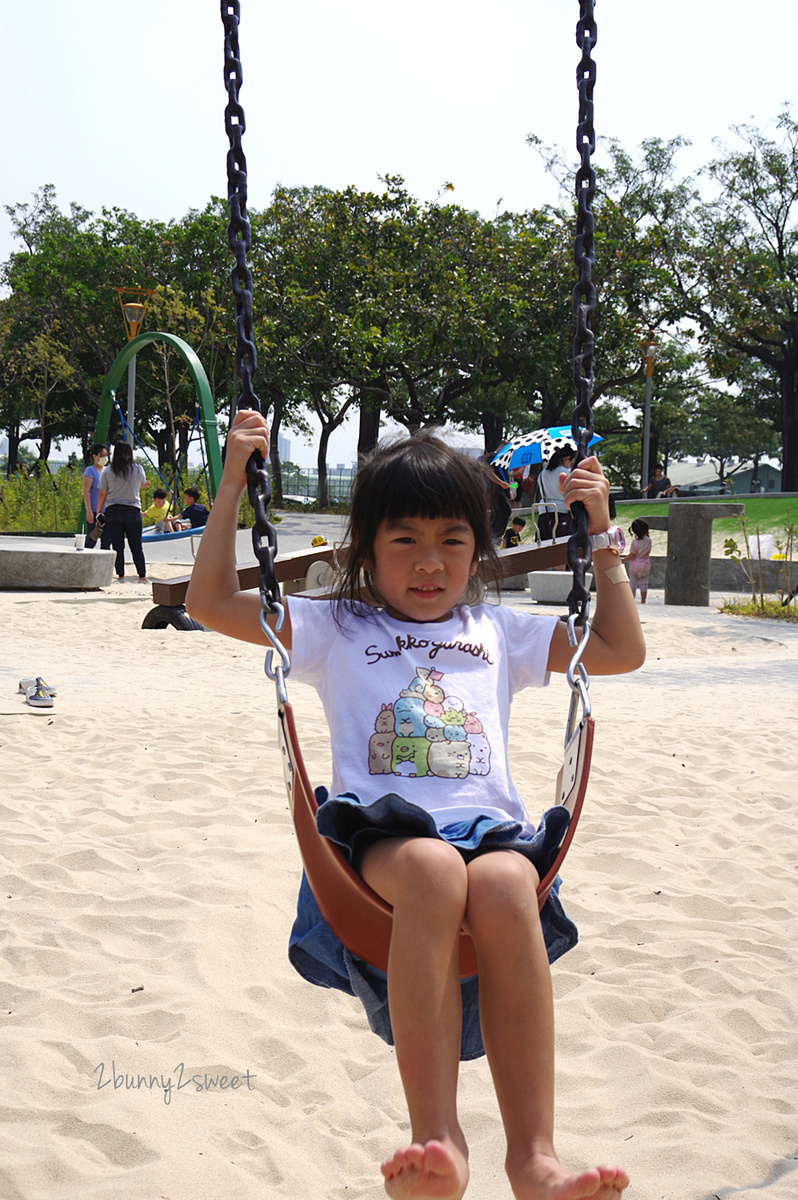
[104,504,147,580]
[96,441,150,582]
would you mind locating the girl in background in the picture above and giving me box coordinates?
[624,518,652,603]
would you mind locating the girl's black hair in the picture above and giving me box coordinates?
[333,432,500,614]
[630,518,650,538]
[110,441,134,478]
[89,443,108,459]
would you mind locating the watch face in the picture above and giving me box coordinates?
[611,525,626,552]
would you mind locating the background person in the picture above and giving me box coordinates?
[623,518,653,603]
[82,444,109,546]
[143,488,182,533]
[176,486,210,529]
[503,515,527,548]
[537,448,574,543]
[479,452,513,542]
[642,464,673,498]
[96,441,149,582]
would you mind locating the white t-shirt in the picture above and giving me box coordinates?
[288,598,558,829]
[538,465,569,514]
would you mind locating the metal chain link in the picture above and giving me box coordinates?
[220,1,282,627]
[567,0,598,625]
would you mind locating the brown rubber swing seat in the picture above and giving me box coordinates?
[277,700,594,979]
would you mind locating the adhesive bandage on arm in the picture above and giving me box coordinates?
[603,563,629,585]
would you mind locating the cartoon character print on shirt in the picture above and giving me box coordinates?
[367,666,491,779]
[368,704,396,775]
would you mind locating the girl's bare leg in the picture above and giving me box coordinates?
[360,837,471,1200]
[465,852,629,1200]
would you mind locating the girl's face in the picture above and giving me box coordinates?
[367,515,478,623]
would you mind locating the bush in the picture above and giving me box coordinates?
[0,467,85,532]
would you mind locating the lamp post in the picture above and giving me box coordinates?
[114,288,154,446]
[640,331,659,491]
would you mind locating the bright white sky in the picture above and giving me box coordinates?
[1,0,795,467]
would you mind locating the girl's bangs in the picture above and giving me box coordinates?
[378,459,473,523]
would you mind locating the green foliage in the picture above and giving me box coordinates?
[5,112,798,490]
[0,465,85,532]
[719,596,798,622]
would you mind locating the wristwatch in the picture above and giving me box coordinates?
[587,525,625,555]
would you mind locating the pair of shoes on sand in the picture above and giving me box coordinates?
[18,677,57,708]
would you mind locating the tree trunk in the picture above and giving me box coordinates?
[6,421,21,477]
[781,360,798,492]
[357,391,382,461]
[269,391,285,508]
[317,427,331,508]
[481,411,505,455]
[33,430,53,477]
[151,426,171,474]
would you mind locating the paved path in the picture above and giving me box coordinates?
[0,512,350,573]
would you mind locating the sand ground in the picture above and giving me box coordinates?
[1,553,797,1200]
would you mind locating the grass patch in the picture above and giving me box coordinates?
[617,495,796,546]
[719,595,798,622]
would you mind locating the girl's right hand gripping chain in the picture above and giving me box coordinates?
[185,408,286,647]
[224,409,271,492]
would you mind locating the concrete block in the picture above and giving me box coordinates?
[501,573,529,591]
[0,546,115,590]
[528,571,593,603]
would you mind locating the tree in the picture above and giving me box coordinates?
[679,386,780,484]
[669,110,798,488]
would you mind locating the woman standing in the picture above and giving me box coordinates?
[81,443,109,546]
[96,442,150,582]
[537,447,574,542]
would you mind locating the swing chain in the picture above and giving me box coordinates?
[220,0,283,618]
[567,0,598,626]
[221,0,259,411]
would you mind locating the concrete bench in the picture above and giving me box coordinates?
[646,503,744,605]
[528,571,593,604]
[0,545,115,590]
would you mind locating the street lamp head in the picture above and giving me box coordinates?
[114,287,154,342]
[123,302,146,335]
[640,330,660,378]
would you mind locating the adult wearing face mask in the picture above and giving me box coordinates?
[82,443,109,547]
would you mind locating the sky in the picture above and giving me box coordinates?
[1,0,796,467]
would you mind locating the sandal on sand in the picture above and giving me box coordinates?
[18,677,57,697]
[26,681,55,708]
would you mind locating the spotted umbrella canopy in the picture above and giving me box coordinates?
[490,425,603,473]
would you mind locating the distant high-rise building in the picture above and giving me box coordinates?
[278,434,291,462]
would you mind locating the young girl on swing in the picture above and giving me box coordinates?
[187,410,644,1200]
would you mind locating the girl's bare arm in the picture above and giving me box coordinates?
[186,410,292,649]
[546,456,645,676]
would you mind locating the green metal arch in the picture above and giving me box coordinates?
[94,332,223,498]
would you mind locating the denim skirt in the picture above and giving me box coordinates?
[288,790,579,1061]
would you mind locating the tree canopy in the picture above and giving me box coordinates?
[2,112,795,493]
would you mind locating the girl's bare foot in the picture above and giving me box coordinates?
[382,1138,469,1200]
[508,1151,629,1200]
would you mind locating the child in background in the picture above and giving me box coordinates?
[143,488,182,533]
[503,514,527,548]
[624,518,652,603]
[187,410,644,1200]
[177,486,210,529]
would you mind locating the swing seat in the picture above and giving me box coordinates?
[142,526,205,543]
[277,700,593,979]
